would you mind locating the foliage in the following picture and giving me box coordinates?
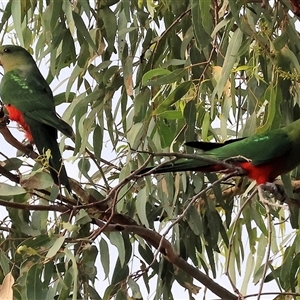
[0,0,299,299]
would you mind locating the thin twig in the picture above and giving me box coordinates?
[87,155,155,239]
[244,291,300,299]
[0,198,70,212]
[84,147,111,190]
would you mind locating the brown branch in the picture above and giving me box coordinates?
[0,165,20,183]
[121,224,237,300]
[83,172,239,299]
[244,291,300,299]
[0,119,38,160]
[0,118,81,203]
[89,219,236,299]
[0,198,70,212]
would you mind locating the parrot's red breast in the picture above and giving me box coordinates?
[5,104,33,142]
[194,161,280,184]
[238,161,279,184]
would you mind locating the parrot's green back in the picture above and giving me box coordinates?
[0,45,73,192]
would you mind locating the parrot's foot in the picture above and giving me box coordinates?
[24,143,33,151]
[261,182,286,201]
[0,113,9,128]
[21,143,34,157]
[257,182,287,206]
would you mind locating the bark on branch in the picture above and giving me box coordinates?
[93,220,237,300]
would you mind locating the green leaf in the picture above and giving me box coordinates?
[99,6,117,54]
[201,111,211,141]
[73,12,97,51]
[186,206,202,236]
[99,238,110,279]
[75,209,92,225]
[256,85,282,133]
[142,68,186,86]
[111,259,129,285]
[26,263,47,300]
[57,268,73,300]
[241,253,254,294]
[200,0,213,34]
[253,234,268,283]
[0,183,26,196]
[128,277,142,298]
[184,100,197,148]
[109,232,125,267]
[62,0,75,34]
[127,123,145,149]
[81,245,98,282]
[158,110,182,120]
[0,250,11,275]
[63,248,78,300]
[133,88,151,123]
[93,124,103,159]
[123,56,133,96]
[62,222,79,233]
[31,210,48,232]
[142,68,171,85]
[156,122,175,148]
[136,188,149,228]
[78,158,92,181]
[205,245,216,277]
[191,0,212,49]
[0,2,12,34]
[115,289,127,300]
[21,171,53,190]
[46,236,65,259]
[211,28,243,104]
[3,158,23,171]
[53,92,76,106]
[153,81,192,115]
[11,0,24,46]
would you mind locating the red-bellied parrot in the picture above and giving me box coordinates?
[0,45,73,192]
[138,119,300,185]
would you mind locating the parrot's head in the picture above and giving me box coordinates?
[0,45,35,73]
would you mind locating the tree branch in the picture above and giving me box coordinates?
[122,224,237,300]
[0,198,70,212]
[0,116,38,160]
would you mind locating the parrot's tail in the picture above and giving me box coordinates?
[48,148,72,194]
[31,123,72,193]
[136,159,223,175]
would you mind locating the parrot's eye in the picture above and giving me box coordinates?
[3,48,11,53]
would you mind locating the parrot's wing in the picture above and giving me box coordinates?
[204,129,292,165]
[0,70,54,112]
[25,110,73,138]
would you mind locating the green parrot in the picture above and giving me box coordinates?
[138,119,300,185]
[0,45,73,192]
